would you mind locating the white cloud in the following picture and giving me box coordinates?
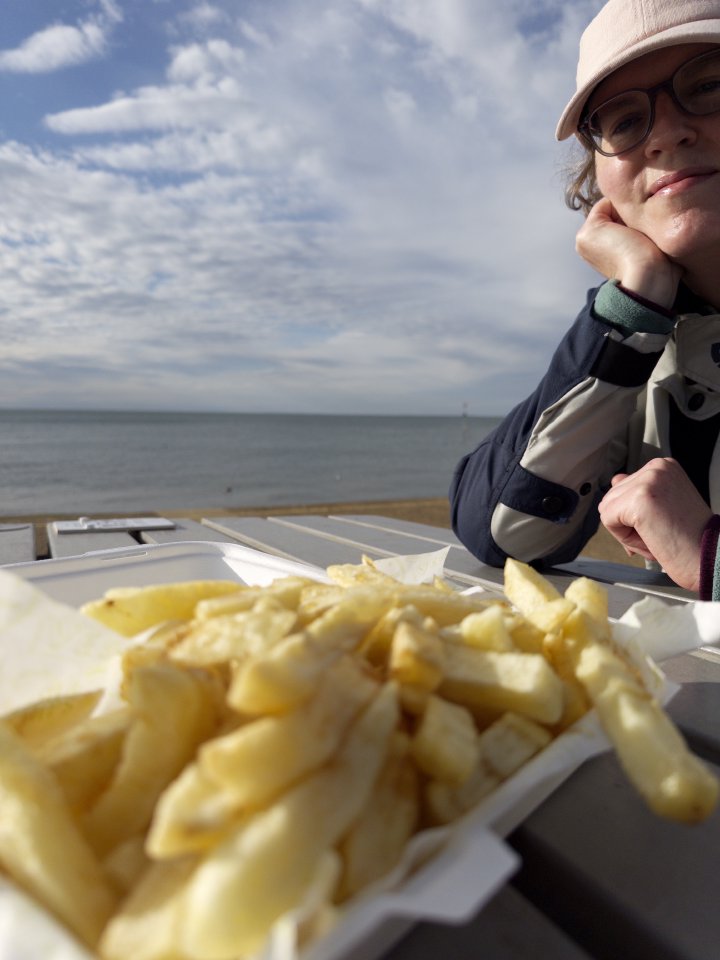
[0,23,106,72]
[0,1,122,73]
[0,0,606,414]
[179,3,227,30]
[166,39,246,83]
[46,39,249,135]
[45,80,245,134]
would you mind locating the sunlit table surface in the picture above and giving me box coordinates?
[5,513,720,959]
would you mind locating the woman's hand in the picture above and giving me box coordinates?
[576,198,682,309]
[598,458,711,592]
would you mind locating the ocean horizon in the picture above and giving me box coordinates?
[0,409,503,515]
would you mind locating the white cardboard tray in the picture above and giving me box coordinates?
[2,541,606,960]
[7,540,331,605]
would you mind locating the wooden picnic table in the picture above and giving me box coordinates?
[4,513,720,959]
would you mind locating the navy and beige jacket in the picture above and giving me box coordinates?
[450,281,720,594]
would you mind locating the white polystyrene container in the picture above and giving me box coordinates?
[7,540,331,605]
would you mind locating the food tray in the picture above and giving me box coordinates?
[7,540,331,605]
[1,541,610,960]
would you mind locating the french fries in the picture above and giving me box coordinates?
[80,580,245,637]
[0,556,713,960]
[0,722,118,947]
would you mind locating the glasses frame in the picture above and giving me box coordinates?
[577,48,720,157]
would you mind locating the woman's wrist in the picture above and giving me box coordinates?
[619,263,679,311]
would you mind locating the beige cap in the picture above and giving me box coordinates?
[556,0,720,141]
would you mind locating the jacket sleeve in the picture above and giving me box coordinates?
[450,283,674,567]
[700,515,720,601]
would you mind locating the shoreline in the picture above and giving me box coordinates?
[1,497,643,569]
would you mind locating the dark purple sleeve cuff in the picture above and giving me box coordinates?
[699,515,720,601]
[617,283,676,319]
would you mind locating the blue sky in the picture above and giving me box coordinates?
[0,0,604,414]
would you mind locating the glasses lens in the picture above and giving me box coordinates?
[675,50,720,116]
[587,92,651,155]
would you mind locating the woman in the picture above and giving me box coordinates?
[450,0,720,599]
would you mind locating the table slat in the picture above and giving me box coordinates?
[553,557,695,603]
[328,514,461,546]
[140,519,236,545]
[0,524,36,565]
[202,517,383,566]
[46,526,138,558]
[509,750,720,960]
[662,650,720,759]
[272,515,453,555]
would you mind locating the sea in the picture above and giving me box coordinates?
[0,410,503,515]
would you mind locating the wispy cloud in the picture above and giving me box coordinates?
[0,0,605,414]
[0,1,122,73]
[0,23,107,72]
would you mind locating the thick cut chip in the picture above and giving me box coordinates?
[478,711,552,779]
[227,632,338,715]
[195,577,311,621]
[360,604,428,666]
[326,556,398,587]
[103,835,149,896]
[3,690,101,747]
[100,858,197,960]
[542,630,591,731]
[230,590,392,715]
[564,577,610,636]
[202,655,378,808]
[338,733,419,899]
[170,599,297,667]
[297,583,346,621]
[83,663,222,856]
[504,558,561,614]
[179,684,399,959]
[0,722,117,947]
[425,760,500,825]
[525,597,576,635]
[386,586,494,628]
[424,712,550,825]
[503,560,576,633]
[34,708,131,814]
[457,605,515,651]
[410,695,479,783]
[576,643,718,822]
[504,614,545,654]
[305,590,392,649]
[81,580,244,637]
[147,760,245,859]
[168,615,251,666]
[389,620,444,691]
[439,645,564,725]
[226,598,297,656]
[432,576,455,593]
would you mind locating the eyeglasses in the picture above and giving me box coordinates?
[578,48,720,157]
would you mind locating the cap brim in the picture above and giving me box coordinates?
[556,24,720,142]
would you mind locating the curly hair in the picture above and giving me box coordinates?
[564,141,601,216]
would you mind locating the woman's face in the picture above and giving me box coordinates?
[591,43,720,264]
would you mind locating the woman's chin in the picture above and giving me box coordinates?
[654,215,720,264]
